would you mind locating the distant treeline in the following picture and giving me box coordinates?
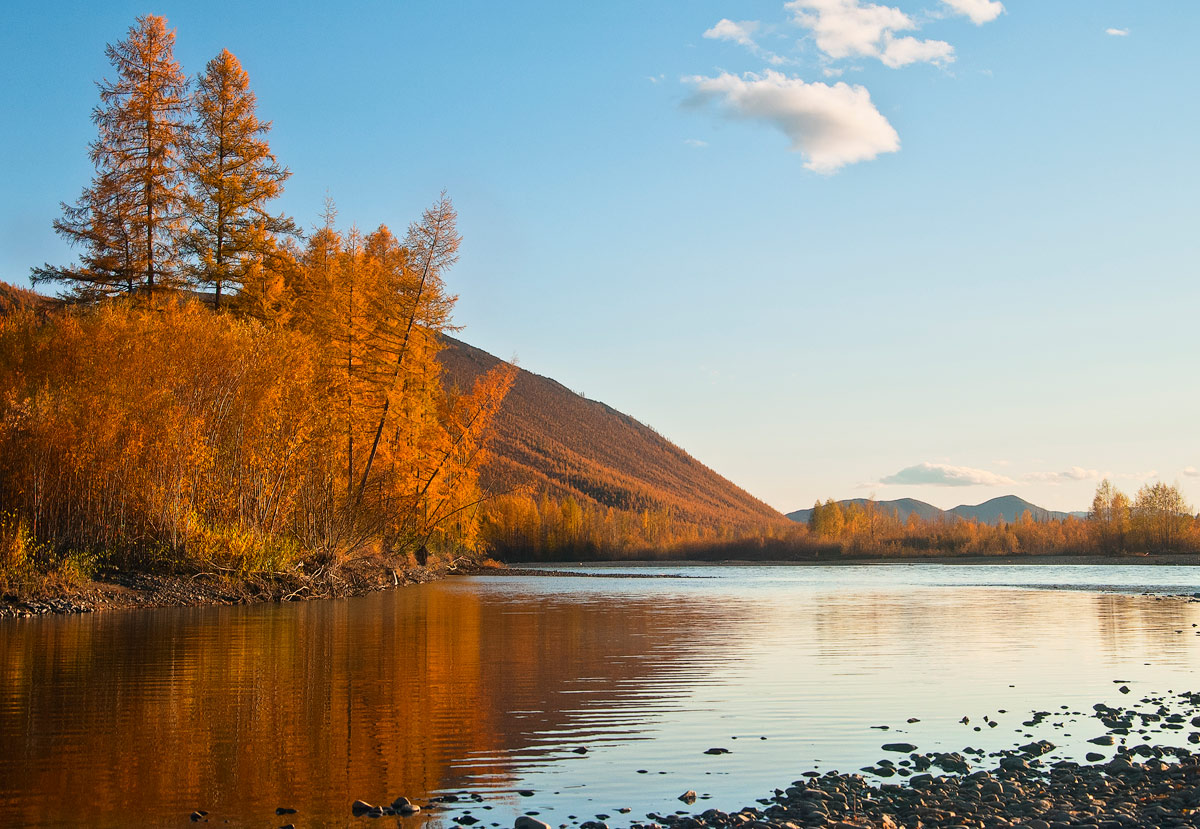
[797,480,1197,557]
[0,16,513,594]
[484,480,1198,562]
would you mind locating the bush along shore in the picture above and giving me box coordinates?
[333,690,1200,829]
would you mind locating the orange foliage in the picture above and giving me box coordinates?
[6,16,513,582]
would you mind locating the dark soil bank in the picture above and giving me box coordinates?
[0,556,462,619]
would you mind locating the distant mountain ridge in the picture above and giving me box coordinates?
[786,495,1085,526]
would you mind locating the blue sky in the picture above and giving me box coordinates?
[2,2,1197,514]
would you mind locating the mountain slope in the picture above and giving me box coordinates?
[787,494,1080,525]
[0,281,49,316]
[948,495,1075,524]
[438,336,784,530]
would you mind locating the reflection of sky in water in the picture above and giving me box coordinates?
[445,566,1200,824]
[2,565,1199,827]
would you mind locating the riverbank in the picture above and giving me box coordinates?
[495,554,1200,568]
[7,553,1199,619]
[0,554,472,619]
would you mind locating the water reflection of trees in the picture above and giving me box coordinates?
[0,581,742,827]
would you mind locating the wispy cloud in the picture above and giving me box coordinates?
[1106,27,1130,37]
[785,0,955,67]
[880,462,1014,487]
[1022,467,1102,484]
[703,18,791,65]
[942,0,1005,25]
[684,138,709,148]
[684,70,900,172]
[1184,466,1199,478]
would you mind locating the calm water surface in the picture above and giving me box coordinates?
[2,564,1200,827]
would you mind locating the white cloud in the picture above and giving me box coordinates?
[704,18,761,48]
[684,138,709,147]
[786,0,954,67]
[1023,467,1102,484]
[880,462,1015,487]
[703,18,791,65]
[1184,466,1199,478]
[942,0,1004,25]
[881,33,955,68]
[1106,28,1130,37]
[684,70,900,172]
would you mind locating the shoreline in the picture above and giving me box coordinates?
[488,553,1200,569]
[6,553,1199,620]
[0,555,462,620]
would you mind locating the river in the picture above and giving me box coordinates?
[2,564,1198,827]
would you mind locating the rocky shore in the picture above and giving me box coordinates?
[342,690,1200,829]
[637,747,1200,829]
[343,747,1200,829]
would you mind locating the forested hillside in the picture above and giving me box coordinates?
[439,337,788,558]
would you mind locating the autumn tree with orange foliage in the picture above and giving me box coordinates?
[34,15,191,298]
[3,17,514,592]
[180,48,297,308]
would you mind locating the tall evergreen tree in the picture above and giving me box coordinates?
[33,15,190,298]
[181,49,296,308]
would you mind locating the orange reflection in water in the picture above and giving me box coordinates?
[0,580,732,828]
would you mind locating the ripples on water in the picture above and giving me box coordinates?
[1,564,1198,827]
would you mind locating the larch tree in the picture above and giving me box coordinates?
[181,49,296,309]
[34,15,190,298]
[353,194,460,508]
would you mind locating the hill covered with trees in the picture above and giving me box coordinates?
[439,337,788,559]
